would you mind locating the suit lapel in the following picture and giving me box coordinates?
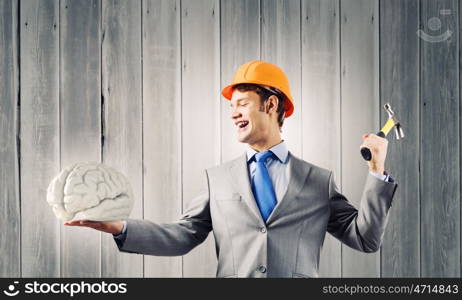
[228,153,265,223]
[266,152,312,224]
[228,151,312,225]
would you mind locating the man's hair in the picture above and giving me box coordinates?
[233,83,286,128]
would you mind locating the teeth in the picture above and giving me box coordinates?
[238,121,248,128]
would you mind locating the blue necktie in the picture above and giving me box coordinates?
[251,151,277,222]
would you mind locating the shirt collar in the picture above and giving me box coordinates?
[246,140,289,164]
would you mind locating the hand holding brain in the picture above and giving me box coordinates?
[47,162,134,222]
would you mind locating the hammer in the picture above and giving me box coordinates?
[360,103,404,161]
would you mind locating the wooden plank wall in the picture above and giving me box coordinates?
[20,0,60,277]
[341,0,381,277]
[420,0,460,277]
[60,0,102,277]
[380,0,420,277]
[142,0,182,278]
[221,0,259,162]
[0,0,461,278]
[181,0,220,277]
[0,0,20,277]
[301,0,341,277]
[261,0,302,158]
[101,0,143,277]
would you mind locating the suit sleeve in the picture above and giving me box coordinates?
[113,170,212,256]
[326,171,398,253]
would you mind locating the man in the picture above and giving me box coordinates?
[65,60,397,278]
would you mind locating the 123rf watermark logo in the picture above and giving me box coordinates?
[2,280,127,297]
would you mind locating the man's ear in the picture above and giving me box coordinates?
[267,95,279,114]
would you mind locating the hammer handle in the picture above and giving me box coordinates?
[360,131,386,161]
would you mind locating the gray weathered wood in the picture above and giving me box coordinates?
[262,0,302,158]
[142,0,182,277]
[0,0,20,277]
[101,0,143,277]
[20,0,60,277]
[420,0,460,277]
[340,0,380,277]
[380,0,420,277]
[301,0,341,277]
[460,0,462,279]
[220,0,260,162]
[60,0,102,277]
[181,0,220,277]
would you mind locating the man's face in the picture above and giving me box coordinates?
[230,90,270,144]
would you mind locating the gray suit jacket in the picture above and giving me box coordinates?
[114,152,398,278]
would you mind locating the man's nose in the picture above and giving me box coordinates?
[231,108,241,120]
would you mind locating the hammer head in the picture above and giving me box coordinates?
[383,103,394,118]
[394,123,405,140]
[383,103,404,140]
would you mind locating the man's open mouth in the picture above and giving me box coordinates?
[236,120,249,131]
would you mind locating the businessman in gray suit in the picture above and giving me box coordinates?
[65,60,398,278]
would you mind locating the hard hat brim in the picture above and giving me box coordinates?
[221,82,294,118]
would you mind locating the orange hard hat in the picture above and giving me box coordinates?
[221,60,294,118]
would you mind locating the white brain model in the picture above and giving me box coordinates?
[47,162,134,221]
